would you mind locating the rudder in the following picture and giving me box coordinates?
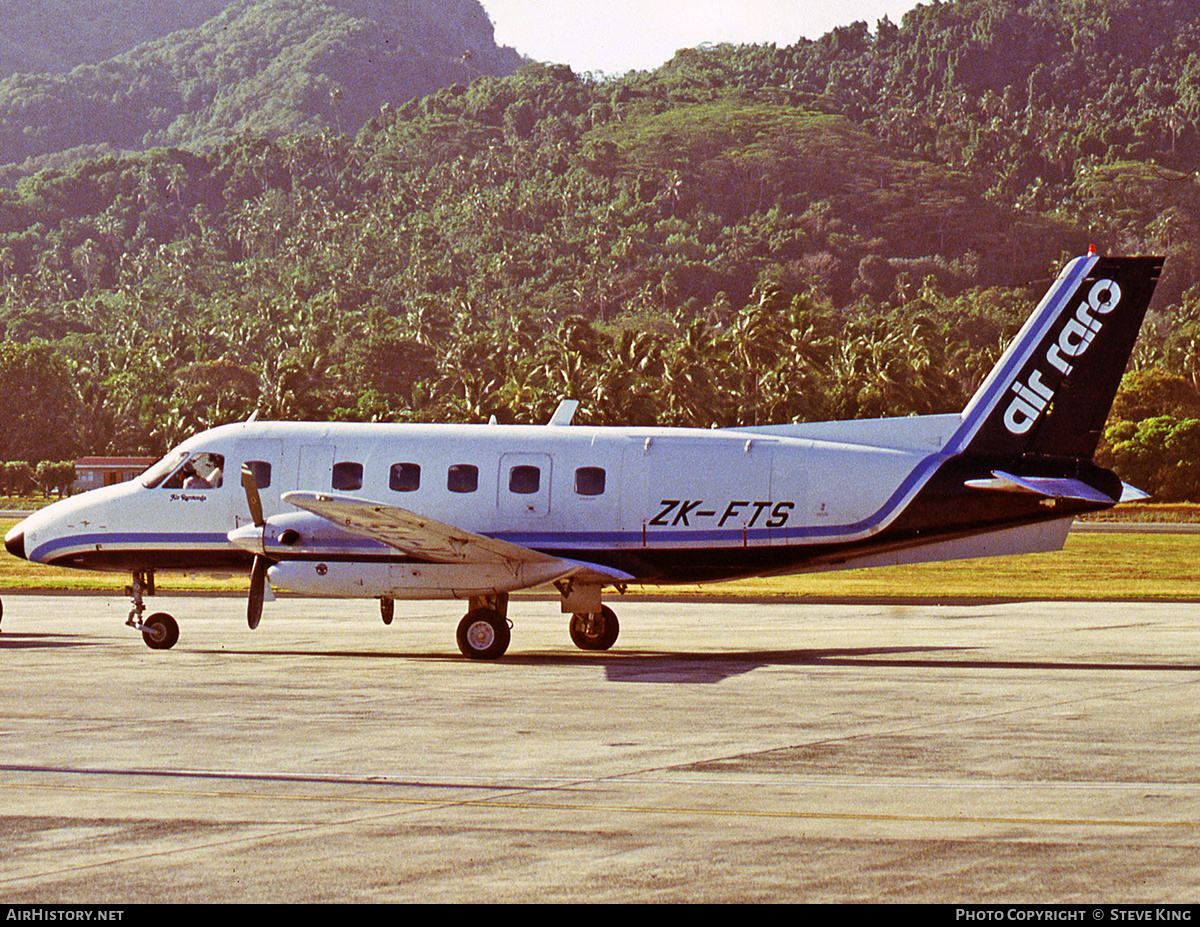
[953,254,1163,462]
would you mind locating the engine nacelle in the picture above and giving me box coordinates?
[229,511,384,560]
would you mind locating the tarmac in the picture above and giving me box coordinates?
[3,593,1200,903]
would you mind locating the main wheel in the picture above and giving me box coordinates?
[569,605,619,651]
[142,612,179,650]
[456,608,510,660]
[380,597,394,625]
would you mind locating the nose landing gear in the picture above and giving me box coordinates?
[141,612,179,650]
[125,570,179,650]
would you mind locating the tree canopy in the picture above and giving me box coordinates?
[3,0,1200,499]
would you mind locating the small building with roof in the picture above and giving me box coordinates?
[74,457,156,493]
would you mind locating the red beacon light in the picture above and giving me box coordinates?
[1088,244,1097,256]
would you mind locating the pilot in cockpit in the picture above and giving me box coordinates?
[182,464,210,489]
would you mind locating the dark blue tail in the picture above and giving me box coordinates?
[949,254,1163,462]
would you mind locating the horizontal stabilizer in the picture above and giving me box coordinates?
[964,470,1117,504]
[1119,482,1150,503]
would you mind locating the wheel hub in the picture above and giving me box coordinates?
[466,620,496,651]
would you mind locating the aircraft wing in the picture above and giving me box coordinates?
[280,491,633,584]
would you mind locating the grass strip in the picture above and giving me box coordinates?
[2,519,1195,601]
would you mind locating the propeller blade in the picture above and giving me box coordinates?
[247,554,267,630]
[241,464,265,527]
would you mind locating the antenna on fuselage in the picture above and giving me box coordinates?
[546,399,579,426]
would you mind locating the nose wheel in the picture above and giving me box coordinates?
[141,612,179,650]
[125,570,179,650]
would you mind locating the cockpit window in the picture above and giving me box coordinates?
[161,452,225,490]
[139,451,188,489]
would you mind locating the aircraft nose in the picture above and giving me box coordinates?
[4,525,26,560]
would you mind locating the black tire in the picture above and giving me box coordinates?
[456,608,510,660]
[569,605,619,651]
[142,612,179,650]
[380,597,394,625]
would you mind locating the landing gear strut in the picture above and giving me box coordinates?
[569,605,619,651]
[456,593,510,660]
[125,570,178,650]
[557,580,620,652]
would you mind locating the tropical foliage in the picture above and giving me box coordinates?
[4,0,1200,501]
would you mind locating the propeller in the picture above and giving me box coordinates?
[241,463,268,630]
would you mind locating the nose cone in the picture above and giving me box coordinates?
[4,524,26,560]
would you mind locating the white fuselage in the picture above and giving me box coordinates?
[15,414,977,591]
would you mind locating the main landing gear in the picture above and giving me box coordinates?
[454,589,622,660]
[457,593,511,660]
[125,570,179,650]
[568,605,619,651]
[559,580,620,655]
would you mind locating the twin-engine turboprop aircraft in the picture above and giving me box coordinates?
[4,253,1163,658]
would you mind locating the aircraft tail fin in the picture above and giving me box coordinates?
[951,253,1163,462]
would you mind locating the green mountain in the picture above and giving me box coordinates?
[0,0,234,77]
[0,0,522,178]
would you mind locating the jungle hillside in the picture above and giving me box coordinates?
[4,0,1200,501]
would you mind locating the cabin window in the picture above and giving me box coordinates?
[332,462,363,491]
[447,464,478,493]
[162,452,225,490]
[243,460,271,490]
[390,463,421,492]
[574,467,606,496]
[509,465,540,495]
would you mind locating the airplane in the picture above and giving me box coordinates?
[2,252,1163,659]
